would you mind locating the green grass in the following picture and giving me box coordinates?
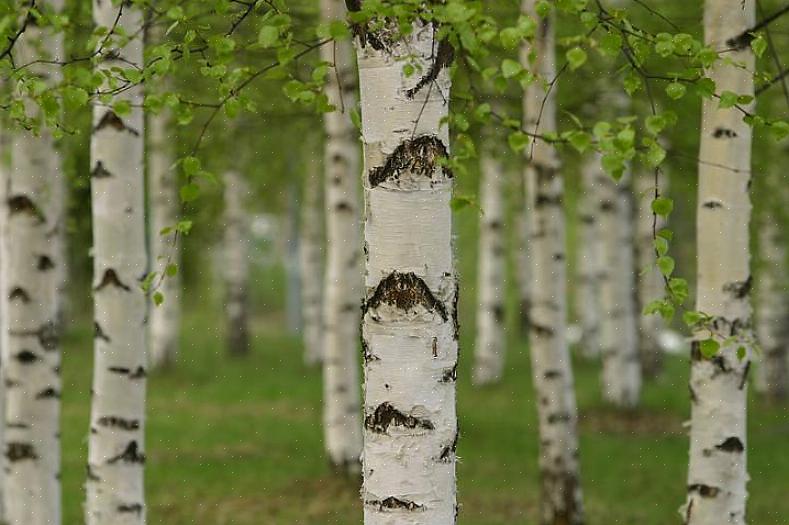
[59,294,789,524]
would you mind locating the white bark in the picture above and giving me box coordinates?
[635,168,667,378]
[516,180,532,333]
[0,119,8,524]
[285,185,303,333]
[87,3,147,524]
[575,156,603,359]
[754,213,788,400]
[147,99,180,369]
[472,152,507,385]
[683,2,754,523]
[521,4,583,523]
[300,160,324,366]
[2,3,64,523]
[354,17,458,524]
[598,166,641,408]
[320,0,363,472]
[222,170,251,356]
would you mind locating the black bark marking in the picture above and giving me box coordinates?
[15,350,39,363]
[440,363,458,382]
[531,323,555,338]
[86,464,100,482]
[535,193,562,207]
[10,321,60,351]
[364,271,448,321]
[365,496,424,512]
[107,441,145,465]
[713,127,738,138]
[600,200,615,212]
[702,200,723,209]
[35,387,60,399]
[117,503,143,514]
[108,366,147,379]
[438,431,459,462]
[5,423,29,429]
[689,384,698,404]
[95,269,131,292]
[97,416,140,431]
[739,361,751,390]
[365,403,434,434]
[95,110,140,136]
[8,195,45,222]
[406,39,454,98]
[715,437,744,453]
[368,136,451,188]
[547,412,572,424]
[6,442,38,462]
[90,161,113,179]
[9,287,31,303]
[36,255,55,271]
[688,484,720,498]
[723,276,752,299]
[544,370,563,380]
[492,304,504,323]
[94,322,111,342]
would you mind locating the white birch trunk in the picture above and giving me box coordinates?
[2,3,64,523]
[598,167,641,408]
[147,98,180,369]
[521,4,584,523]
[683,2,754,523]
[285,185,303,333]
[353,17,458,524]
[754,214,788,400]
[320,0,363,472]
[575,156,603,359]
[87,2,147,524]
[300,160,324,366]
[222,170,251,356]
[472,152,507,385]
[0,120,8,524]
[635,168,667,378]
[516,184,532,334]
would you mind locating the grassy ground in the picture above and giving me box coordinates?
[59,295,789,524]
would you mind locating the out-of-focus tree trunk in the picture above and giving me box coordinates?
[223,170,251,357]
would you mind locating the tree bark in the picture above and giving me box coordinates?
[683,1,754,523]
[521,4,584,523]
[86,1,147,523]
[300,159,324,366]
[0,117,8,524]
[222,170,251,357]
[472,152,507,385]
[320,0,363,472]
[2,3,64,523]
[353,16,458,524]
[575,156,603,359]
[285,184,303,333]
[516,181,532,334]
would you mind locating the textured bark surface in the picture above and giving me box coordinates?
[575,156,603,359]
[320,0,363,472]
[2,3,64,523]
[87,1,147,523]
[754,215,788,400]
[635,169,666,378]
[300,160,324,366]
[0,121,7,523]
[683,2,754,523]
[472,153,507,385]
[521,4,584,523]
[516,179,532,334]
[222,170,251,357]
[354,16,458,524]
[598,166,641,408]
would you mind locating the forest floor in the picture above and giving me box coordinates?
[60,299,789,525]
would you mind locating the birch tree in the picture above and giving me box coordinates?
[222,170,251,356]
[299,158,324,366]
[516,185,532,334]
[521,2,583,522]
[319,0,363,472]
[472,149,506,386]
[86,1,148,523]
[575,155,603,359]
[350,7,459,522]
[683,1,755,522]
[2,2,64,523]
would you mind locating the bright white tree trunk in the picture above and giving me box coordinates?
[320,0,363,472]
[222,170,251,356]
[635,168,667,378]
[0,121,8,524]
[516,186,532,334]
[521,4,584,523]
[87,2,147,523]
[353,17,458,523]
[754,213,788,400]
[575,156,603,359]
[300,160,324,366]
[473,152,506,385]
[2,4,64,523]
[683,2,754,523]
[598,168,641,408]
[147,96,180,369]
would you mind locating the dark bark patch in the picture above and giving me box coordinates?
[738,361,750,390]
[108,366,147,379]
[35,387,60,399]
[368,135,451,188]
[8,195,45,222]
[702,200,723,209]
[117,503,143,514]
[107,441,145,465]
[95,110,140,136]
[715,437,744,453]
[600,200,615,212]
[531,323,555,338]
[723,276,752,299]
[364,271,448,321]
[6,442,38,462]
[492,303,504,323]
[95,268,132,292]
[90,161,113,179]
[94,322,111,342]
[9,287,31,303]
[688,483,720,498]
[535,193,562,207]
[544,370,563,380]
[713,127,737,138]
[440,363,458,382]
[405,39,454,98]
[37,255,55,271]
[365,402,434,434]
[86,464,101,482]
[438,431,459,462]
[547,412,572,424]
[365,496,424,512]
[98,416,140,431]
[15,350,39,363]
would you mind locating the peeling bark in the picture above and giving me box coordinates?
[299,158,324,366]
[222,170,251,357]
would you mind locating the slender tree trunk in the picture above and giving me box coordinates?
[473,152,507,385]
[521,4,584,523]
[575,156,603,359]
[2,3,64,523]
[683,2,754,523]
[635,168,666,378]
[300,159,324,366]
[285,184,303,333]
[147,90,180,369]
[320,0,363,472]
[353,16,458,523]
[598,167,641,408]
[754,213,788,400]
[0,118,8,524]
[222,170,251,356]
[516,179,532,334]
[87,1,147,523]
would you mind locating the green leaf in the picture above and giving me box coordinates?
[112,100,131,116]
[736,346,747,361]
[450,195,475,211]
[665,82,686,100]
[153,291,164,306]
[499,27,522,49]
[751,33,767,58]
[718,90,738,109]
[508,131,530,153]
[166,263,178,277]
[699,339,720,358]
[654,236,668,256]
[180,183,200,203]
[695,77,716,99]
[501,59,522,79]
[566,47,587,70]
[258,25,280,48]
[683,310,704,327]
[657,255,675,277]
[182,156,201,176]
[651,197,673,216]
